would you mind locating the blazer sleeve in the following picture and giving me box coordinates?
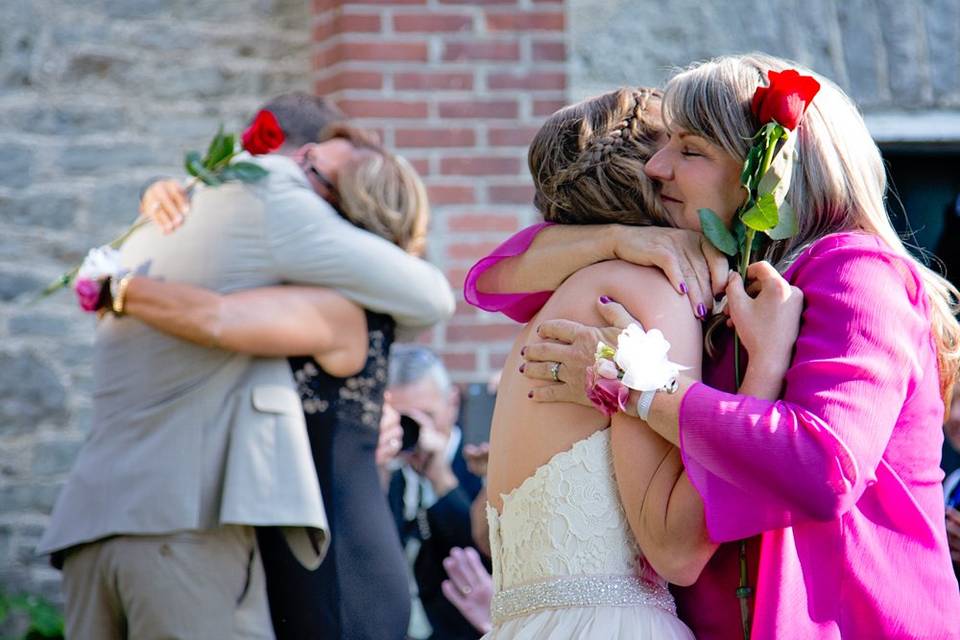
[265,185,454,330]
[678,242,934,541]
[463,222,555,322]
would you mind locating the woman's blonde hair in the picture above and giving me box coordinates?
[664,53,960,399]
[323,123,429,255]
[529,87,670,226]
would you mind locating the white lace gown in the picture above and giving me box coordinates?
[483,429,695,639]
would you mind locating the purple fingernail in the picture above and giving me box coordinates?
[679,282,688,294]
[697,303,707,318]
[599,295,611,304]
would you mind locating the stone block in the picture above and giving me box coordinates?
[89,180,152,227]
[60,144,159,176]
[8,313,71,338]
[5,104,127,136]
[0,271,44,302]
[0,483,61,514]
[103,0,170,19]
[0,145,34,188]
[31,440,82,477]
[64,51,134,84]
[0,193,78,228]
[0,351,67,435]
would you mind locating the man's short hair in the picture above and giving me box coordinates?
[388,345,452,395]
[255,92,345,148]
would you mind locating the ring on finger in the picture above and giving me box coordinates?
[459,584,472,595]
[550,361,561,382]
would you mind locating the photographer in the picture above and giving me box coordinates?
[385,346,483,640]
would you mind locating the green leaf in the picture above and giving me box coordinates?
[187,156,223,186]
[742,192,779,231]
[184,151,203,177]
[766,199,798,240]
[203,126,236,170]
[740,144,763,189]
[219,161,268,183]
[699,208,738,256]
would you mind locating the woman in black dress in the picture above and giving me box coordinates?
[127,134,433,638]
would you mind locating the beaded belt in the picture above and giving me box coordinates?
[490,574,677,625]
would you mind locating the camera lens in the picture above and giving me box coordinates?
[398,414,420,452]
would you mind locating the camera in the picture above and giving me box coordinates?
[398,413,421,452]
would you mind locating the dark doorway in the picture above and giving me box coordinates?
[884,146,960,474]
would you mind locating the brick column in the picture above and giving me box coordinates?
[311,0,567,382]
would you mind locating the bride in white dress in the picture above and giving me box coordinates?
[478,89,719,638]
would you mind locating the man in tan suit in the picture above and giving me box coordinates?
[37,94,455,639]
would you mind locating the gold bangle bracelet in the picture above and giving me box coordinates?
[112,274,134,316]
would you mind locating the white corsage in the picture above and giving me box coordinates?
[77,246,124,281]
[614,323,688,392]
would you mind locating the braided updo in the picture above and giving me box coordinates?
[529,87,670,227]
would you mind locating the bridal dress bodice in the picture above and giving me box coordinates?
[484,429,694,639]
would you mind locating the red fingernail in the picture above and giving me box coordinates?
[599,295,611,304]
[519,364,525,373]
[679,282,688,294]
[520,347,526,356]
[527,391,533,398]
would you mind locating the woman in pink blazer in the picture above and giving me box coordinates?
[467,53,960,639]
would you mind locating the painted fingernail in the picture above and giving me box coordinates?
[599,295,611,304]
[520,347,526,356]
[519,364,525,373]
[679,282,688,294]
[697,303,707,318]
[527,391,533,399]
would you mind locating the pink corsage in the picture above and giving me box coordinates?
[585,344,629,417]
[74,278,103,312]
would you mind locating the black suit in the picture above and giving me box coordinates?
[388,436,483,640]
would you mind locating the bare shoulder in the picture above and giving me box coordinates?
[549,261,694,327]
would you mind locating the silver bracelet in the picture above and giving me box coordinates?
[635,378,680,421]
[636,389,656,421]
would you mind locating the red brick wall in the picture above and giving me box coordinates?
[311,0,568,382]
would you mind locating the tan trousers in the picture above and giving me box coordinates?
[61,525,274,640]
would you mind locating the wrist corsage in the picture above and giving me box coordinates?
[586,323,688,418]
[74,246,128,314]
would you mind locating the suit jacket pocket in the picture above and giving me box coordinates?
[251,384,301,415]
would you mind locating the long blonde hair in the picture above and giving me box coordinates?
[324,123,429,255]
[664,53,960,399]
[529,87,670,226]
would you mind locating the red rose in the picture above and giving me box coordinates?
[750,69,821,131]
[241,110,285,155]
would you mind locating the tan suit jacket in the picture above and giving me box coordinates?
[38,155,455,569]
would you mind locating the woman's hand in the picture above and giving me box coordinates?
[140,179,189,234]
[521,298,638,405]
[463,442,490,478]
[725,261,804,376]
[375,402,404,468]
[441,547,494,634]
[614,227,730,319]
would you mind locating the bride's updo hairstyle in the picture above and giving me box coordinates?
[664,52,960,398]
[529,87,670,226]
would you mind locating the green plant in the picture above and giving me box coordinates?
[0,591,64,640]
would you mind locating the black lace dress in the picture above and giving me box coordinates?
[256,311,410,640]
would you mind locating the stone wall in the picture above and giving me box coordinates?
[570,0,960,114]
[0,0,312,604]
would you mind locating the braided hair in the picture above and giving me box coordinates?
[529,87,670,227]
